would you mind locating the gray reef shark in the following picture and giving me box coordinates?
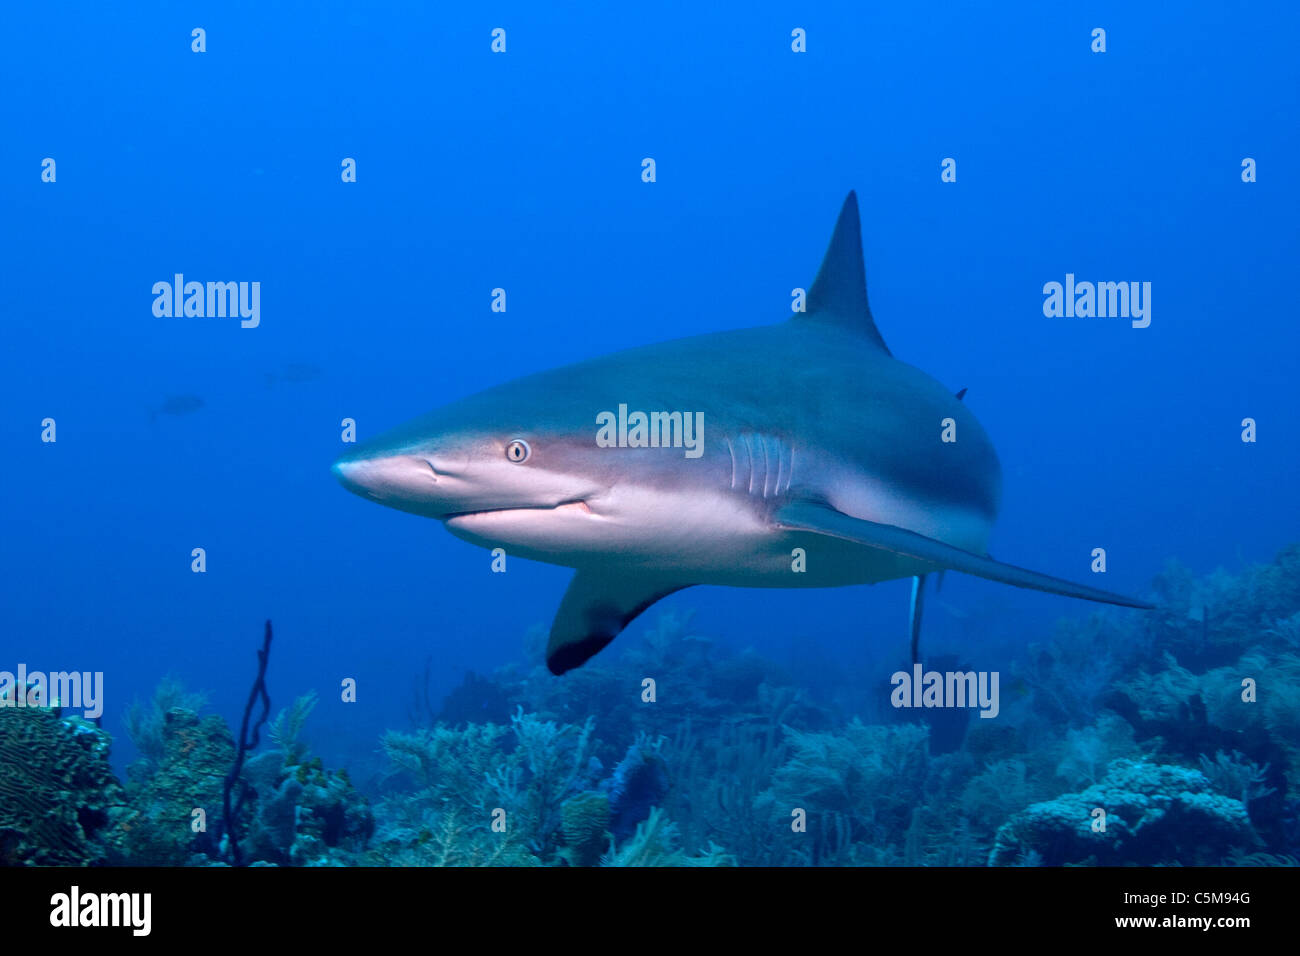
[333,192,1151,674]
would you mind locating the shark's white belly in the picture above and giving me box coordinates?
[444,477,987,588]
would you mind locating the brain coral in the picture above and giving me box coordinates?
[0,707,122,865]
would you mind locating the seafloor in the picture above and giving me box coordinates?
[4,546,1298,867]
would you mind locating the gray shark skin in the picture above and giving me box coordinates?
[334,192,1152,674]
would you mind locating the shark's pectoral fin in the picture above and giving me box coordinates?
[546,570,691,675]
[774,501,1153,609]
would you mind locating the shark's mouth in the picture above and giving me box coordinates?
[444,499,593,521]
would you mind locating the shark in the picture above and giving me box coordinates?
[333,192,1151,674]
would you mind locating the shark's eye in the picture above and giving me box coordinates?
[506,439,531,463]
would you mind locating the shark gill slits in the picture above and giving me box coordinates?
[506,439,531,463]
[734,432,793,499]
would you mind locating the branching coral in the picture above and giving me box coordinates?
[673,718,789,865]
[1149,546,1300,669]
[378,707,600,864]
[381,722,508,811]
[1053,712,1141,788]
[960,758,1047,838]
[1265,612,1300,651]
[123,676,208,779]
[601,807,734,867]
[490,707,600,854]
[1018,614,1132,727]
[758,719,929,855]
[1115,652,1201,723]
[1198,750,1276,807]
[268,691,318,765]
[375,810,536,867]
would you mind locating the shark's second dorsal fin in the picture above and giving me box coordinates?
[802,191,891,354]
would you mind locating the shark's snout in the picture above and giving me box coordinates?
[332,453,444,515]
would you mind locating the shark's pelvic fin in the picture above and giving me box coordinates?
[909,574,927,664]
[775,501,1154,609]
[802,191,891,354]
[547,570,690,675]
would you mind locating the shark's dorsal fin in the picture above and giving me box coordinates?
[803,191,891,354]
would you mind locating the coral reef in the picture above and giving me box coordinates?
[237,749,374,866]
[1199,750,1276,808]
[558,791,611,867]
[11,541,1299,867]
[0,708,121,865]
[760,720,930,845]
[268,690,318,765]
[111,691,374,867]
[122,675,208,781]
[436,670,513,727]
[990,759,1257,866]
[115,707,234,865]
[1053,713,1142,789]
[604,734,670,840]
[602,807,735,867]
[960,758,1047,839]
[362,544,1299,866]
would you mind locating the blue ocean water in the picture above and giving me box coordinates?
[1,3,1297,866]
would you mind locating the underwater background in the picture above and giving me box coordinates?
[1,2,1297,865]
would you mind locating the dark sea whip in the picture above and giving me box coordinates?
[222,620,272,866]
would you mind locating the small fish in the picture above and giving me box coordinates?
[1006,677,1030,700]
[936,600,973,622]
[266,363,323,386]
[151,394,204,422]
